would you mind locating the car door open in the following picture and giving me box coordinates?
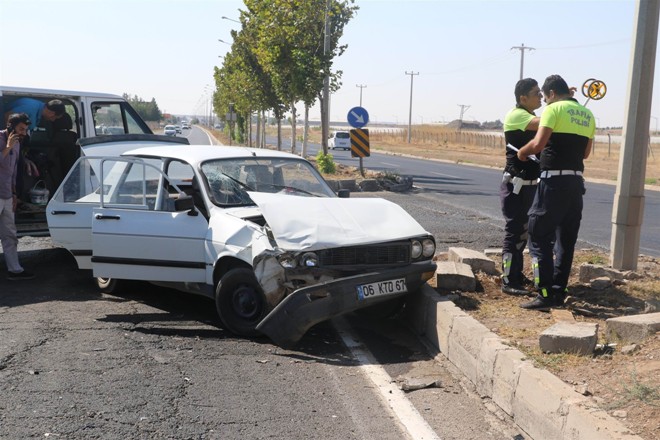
[89,158,209,283]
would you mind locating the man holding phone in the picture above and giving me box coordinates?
[0,113,35,280]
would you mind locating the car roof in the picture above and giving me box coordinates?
[122,145,305,166]
[1,85,123,100]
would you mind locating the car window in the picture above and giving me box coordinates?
[92,102,150,136]
[335,132,350,139]
[53,157,102,203]
[200,157,335,206]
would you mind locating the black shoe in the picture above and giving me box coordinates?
[521,275,535,287]
[501,284,530,296]
[519,295,553,311]
[7,270,35,281]
[552,287,568,307]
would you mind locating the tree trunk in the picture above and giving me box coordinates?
[256,112,261,148]
[319,94,328,155]
[277,118,282,151]
[302,105,310,158]
[290,101,297,154]
[245,111,252,147]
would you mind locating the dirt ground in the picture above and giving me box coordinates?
[331,135,660,439]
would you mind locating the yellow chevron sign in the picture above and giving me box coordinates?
[350,128,370,157]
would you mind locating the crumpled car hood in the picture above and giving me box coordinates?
[248,193,428,251]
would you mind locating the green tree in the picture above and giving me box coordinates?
[244,0,356,154]
[122,93,163,122]
[213,0,356,151]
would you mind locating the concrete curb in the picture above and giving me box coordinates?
[404,285,643,440]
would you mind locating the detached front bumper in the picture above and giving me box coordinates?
[256,261,437,348]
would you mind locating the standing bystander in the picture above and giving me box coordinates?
[517,74,595,310]
[500,78,542,296]
[0,113,36,280]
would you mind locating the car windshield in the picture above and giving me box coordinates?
[336,132,350,139]
[200,157,335,206]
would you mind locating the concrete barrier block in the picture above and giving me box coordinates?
[357,179,380,192]
[436,261,476,291]
[513,363,578,440]
[446,315,493,384]
[606,312,660,343]
[428,298,468,354]
[447,247,498,275]
[563,402,645,440]
[476,337,512,398]
[579,263,625,283]
[539,322,599,355]
[491,348,527,416]
[404,285,434,336]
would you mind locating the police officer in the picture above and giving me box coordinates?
[517,74,595,310]
[500,78,542,296]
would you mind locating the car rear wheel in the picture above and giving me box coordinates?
[95,277,127,293]
[215,268,271,337]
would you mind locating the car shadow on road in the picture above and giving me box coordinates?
[0,248,105,308]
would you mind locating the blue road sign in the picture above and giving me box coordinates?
[347,106,369,128]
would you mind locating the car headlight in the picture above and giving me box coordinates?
[278,254,297,268]
[422,238,436,258]
[300,252,319,267]
[411,240,422,259]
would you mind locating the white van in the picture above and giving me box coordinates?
[1,85,185,236]
[329,130,351,150]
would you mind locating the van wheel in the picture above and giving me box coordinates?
[96,277,126,293]
[215,268,271,337]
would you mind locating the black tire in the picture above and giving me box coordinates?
[215,268,271,337]
[95,277,126,294]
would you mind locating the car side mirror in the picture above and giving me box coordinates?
[337,189,350,198]
[174,194,195,211]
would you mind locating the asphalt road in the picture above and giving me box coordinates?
[0,244,524,439]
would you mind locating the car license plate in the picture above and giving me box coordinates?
[357,278,407,300]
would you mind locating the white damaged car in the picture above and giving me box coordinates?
[47,143,436,346]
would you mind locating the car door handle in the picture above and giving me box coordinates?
[95,214,121,220]
[50,210,77,215]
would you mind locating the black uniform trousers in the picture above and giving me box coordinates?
[527,175,585,294]
[499,179,536,286]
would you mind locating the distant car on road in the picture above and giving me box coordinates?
[46,143,436,347]
[329,131,351,150]
[164,125,177,136]
[102,126,126,135]
[174,125,182,134]
[182,123,190,130]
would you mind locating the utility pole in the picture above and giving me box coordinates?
[321,0,331,154]
[457,104,470,130]
[610,0,660,270]
[356,84,367,106]
[511,43,535,80]
[405,71,418,143]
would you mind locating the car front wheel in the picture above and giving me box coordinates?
[215,268,271,337]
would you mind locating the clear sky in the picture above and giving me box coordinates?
[0,0,653,128]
